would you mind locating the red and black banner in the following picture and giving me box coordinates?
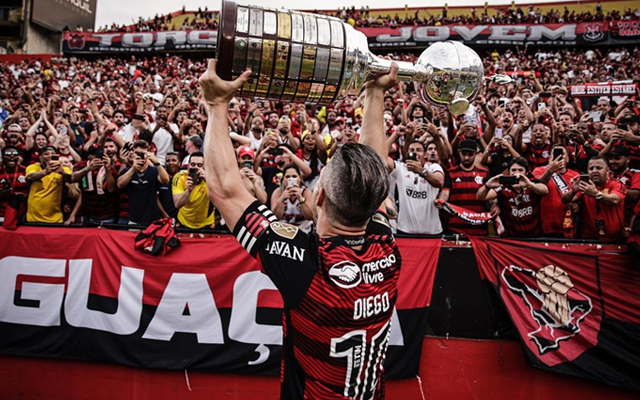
[470,237,640,391]
[0,227,440,379]
[61,21,640,54]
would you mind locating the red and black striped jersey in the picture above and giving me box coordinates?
[524,143,551,171]
[611,168,640,225]
[234,201,401,400]
[442,166,489,235]
[493,184,543,238]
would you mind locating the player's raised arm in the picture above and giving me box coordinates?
[359,62,399,163]
[199,59,254,232]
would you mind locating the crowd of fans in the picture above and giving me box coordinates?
[95,7,219,33]
[328,3,640,27]
[0,44,639,242]
[88,2,640,33]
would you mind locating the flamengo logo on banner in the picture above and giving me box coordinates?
[0,256,404,350]
[372,25,576,45]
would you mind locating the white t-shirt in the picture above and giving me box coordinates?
[391,161,444,235]
[150,122,179,164]
[118,123,136,143]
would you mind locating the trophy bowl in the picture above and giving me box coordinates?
[216,1,484,115]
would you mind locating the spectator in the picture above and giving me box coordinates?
[270,164,314,233]
[437,140,491,235]
[606,145,640,230]
[25,146,72,223]
[532,144,580,237]
[181,134,203,167]
[172,151,214,230]
[388,139,444,234]
[0,146,28,221]
[563,156,626,242]
[237,146,267,204]
[117,140,169,226]
[71,144,118,224]
[477,157,549,237]
[158,152,181,219]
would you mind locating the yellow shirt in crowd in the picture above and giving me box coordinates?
[25,164,72,223]
[172,171,215,229]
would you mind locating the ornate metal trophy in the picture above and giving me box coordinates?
[216,1,484,115]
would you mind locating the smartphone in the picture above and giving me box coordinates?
[498,99,506,108]
[95,148,104,159]
[123,142,133,151]
[269,147,284,156]
[286,177,297,188]
[433,119,440,128]
[589,111,602,122]
[416,117,424,124]
[537,102,546,111]
[50,154,59,162]
[499,175,519,185]
[539,92,552,98]
[580,174,590,182]
[407,152,417,161]
[243,160,253,169]
[189,168,199,185]
[135,151,146,159]
[552,148,563,160]
[618,124,628,131]
[495,128,503,139]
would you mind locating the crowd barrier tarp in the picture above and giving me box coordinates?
[470,236,640,391]
[61,21,640,54]
[0,227,440,379]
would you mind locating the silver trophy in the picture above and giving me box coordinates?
[216,1,484,115]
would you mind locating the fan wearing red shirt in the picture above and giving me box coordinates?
[477,157,549,238]
[562,157,627,242]
[532,144,580,237]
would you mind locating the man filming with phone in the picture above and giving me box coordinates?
[237,146,267,204]
[71,144,118,224]
[25,146,73,223]
[532,145,580,237]
[562,156,626,242]
[477,157,549,237]
[172,151,215,230]
[387,139,444,234]
[117,140,169,226]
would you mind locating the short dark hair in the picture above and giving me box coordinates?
[190,151,204,159]
[322,143,389,227]
[113,109,125,117]
[133,139,149,150]
[589,156,608,165]
[509,157,529,169]
[165,152,179,159]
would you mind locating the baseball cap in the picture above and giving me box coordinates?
[238,146,255,159]
[608,145,630,157]
[459,139,478,152]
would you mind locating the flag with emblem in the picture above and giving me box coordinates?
[470,236,640,391]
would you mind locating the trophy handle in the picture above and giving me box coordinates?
[367,54,427,83]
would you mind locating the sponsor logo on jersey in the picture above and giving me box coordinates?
[329,261,362,289]
[361,254,397,284]
[406,188,429,199]
[270,221,298,239]
[354,291,390,320]
[265,240,305,262]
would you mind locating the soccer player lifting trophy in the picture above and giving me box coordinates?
[216,1,484,115]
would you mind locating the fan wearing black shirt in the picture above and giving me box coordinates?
[117,140,169,226]
[199,60,401,400]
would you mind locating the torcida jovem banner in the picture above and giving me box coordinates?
[61,21,640,54]
[470,236,640,391]
[0,227,440,379]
